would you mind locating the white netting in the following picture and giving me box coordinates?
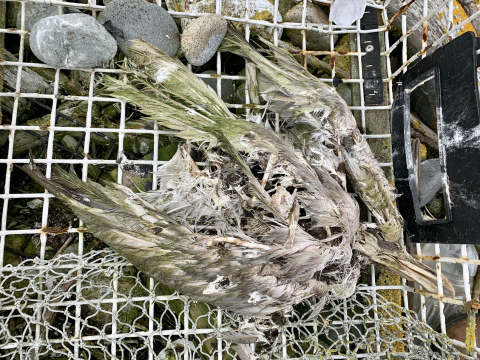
[0,249,471,359]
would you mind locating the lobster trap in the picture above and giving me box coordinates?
[1,0,480,359]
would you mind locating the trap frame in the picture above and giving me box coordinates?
[1,0,480,358]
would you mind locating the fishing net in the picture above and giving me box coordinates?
[0,249,470,359]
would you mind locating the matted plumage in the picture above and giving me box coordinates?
[22,29,453,319]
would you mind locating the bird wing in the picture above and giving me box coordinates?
[21,162,341,316]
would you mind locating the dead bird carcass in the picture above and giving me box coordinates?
[22,29,454,318]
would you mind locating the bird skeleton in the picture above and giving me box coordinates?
[22,28,454,318]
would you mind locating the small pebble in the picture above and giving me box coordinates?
[103,0,180,56]
[181,14,227,67]
[30,14,117,69]
[283,2,337,51]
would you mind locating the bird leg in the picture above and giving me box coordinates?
[261,153,278,187]
[354,224,455,298]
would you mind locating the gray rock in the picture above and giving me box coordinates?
[187,0,283,41]
[30,14,117,69]
[103,0,180,56]
[201,71,235,104]
[283,2,337,51]
[15,4,77,49]
[419,158,442,207]
[336,83,352,106]
[181,14,227,67]
[236,81,246,105]
[16,4,65,32]
[222,0,283,40]
[277,0,299,17]
[96,12,105,25]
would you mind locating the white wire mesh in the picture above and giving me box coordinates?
[0,249,472,359]
[1,0,480,358]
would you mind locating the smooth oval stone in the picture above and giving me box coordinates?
[283,2,337,51]
[103,0,180,56]
[30,14,117,69]
[181,14,227,67]
[16,4,79,49]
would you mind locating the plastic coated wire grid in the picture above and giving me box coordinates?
[1,0,480,358]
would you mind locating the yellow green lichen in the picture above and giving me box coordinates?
[333,36,350,74]
[439,0,477,36]
[420,143,427,161]
[232,10,276,41]
[377,270,405,353]
[466,310,477,354]
[389,24,403,40]
[251,10,273,22]
[321,36,350,74]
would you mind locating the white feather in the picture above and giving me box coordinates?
[153,62,178,83]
